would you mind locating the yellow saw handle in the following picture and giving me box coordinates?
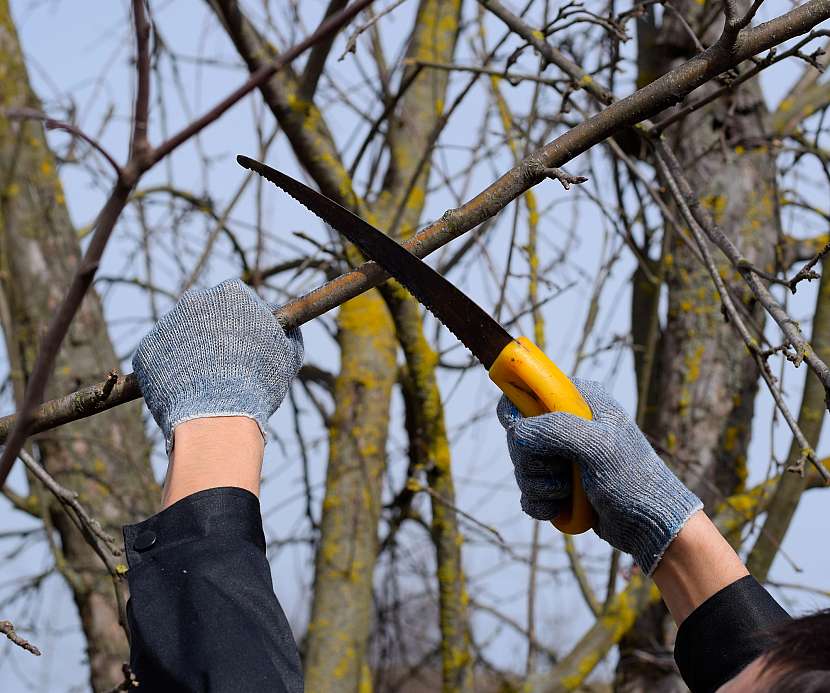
[488,337,595,535]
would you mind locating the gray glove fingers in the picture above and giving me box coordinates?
[282,327,305,374]
[515,455,570,478]
[520,494,561,521]
[498,386,613,457]
[496,395,521,430]
[498,384,617,429]
[569,378,627,422]
[509,410,607,466]
[513,460,571,500]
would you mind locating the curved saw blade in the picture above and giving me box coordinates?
[238,155,513,368]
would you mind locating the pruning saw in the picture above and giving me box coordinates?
[238,155,595,535]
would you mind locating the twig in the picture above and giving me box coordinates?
[788,240,830,293]
[16,448,133,640]
[406,58,566,89]
[0,0,377,488]
[563,535,601,616]
[542,166,588,190]
[339,0,407,60]
[723,0,766,41]
[17,449,120,556]
[653,145,830,483]
[654,140,830,394]
[1,0,829,445]
[0,620,41,656]
[408,479,505,544]
[3,108,122,175]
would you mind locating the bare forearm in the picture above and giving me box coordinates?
[652,510,748,624]
[162,416,264,509]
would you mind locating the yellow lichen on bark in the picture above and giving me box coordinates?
[0,3,158,689]
[305,292,397,693]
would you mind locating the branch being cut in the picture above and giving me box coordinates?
[485,0,830,474]
[1,0,829,446]
[0,0,376,487]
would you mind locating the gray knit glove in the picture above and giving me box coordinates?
[133,279,303,452]
[497,379,702,575]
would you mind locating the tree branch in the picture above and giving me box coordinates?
[0,0,377,487]
[1,0,829,447]
[0,620,41,656]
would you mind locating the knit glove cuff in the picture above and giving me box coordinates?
[133,279,304,453]
[499,379,702,575]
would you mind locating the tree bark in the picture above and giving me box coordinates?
[618,4,781,690]
[746,267,830,580]
[0,3,158,690]
[205,2,469,690]
[305,291,398,692]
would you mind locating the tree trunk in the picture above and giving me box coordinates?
[0,4,158,690]
[206,2,469,689]
[619,4,781,690]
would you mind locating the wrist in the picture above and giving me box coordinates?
[162,416,265,509]
[161,386,271,453]
[617,478,702,576]
[652,510,748,624]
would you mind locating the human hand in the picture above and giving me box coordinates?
[133,279,303,452]
[498,379,702,574]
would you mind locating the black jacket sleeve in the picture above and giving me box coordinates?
[674,575,790,693]
[123,487,303,693]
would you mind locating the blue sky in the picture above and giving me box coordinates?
[1,1,829,690]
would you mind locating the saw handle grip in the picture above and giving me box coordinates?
[488,337,595,535]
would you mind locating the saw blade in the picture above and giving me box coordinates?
[238,155,514,368]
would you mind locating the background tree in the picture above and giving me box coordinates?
[0,1,829,692]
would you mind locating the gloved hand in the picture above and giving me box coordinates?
[133,279,303,452]
[498,378,702,575]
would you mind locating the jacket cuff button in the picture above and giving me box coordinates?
[133,530,157,552]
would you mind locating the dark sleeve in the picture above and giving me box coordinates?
[123,487,303,693]
[674,575,790,693]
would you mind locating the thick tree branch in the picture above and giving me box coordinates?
[0,0,376,487]
[1,0,829,446]
[130,0,151,159]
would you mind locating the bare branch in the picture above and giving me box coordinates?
[130,0,152,160]
[0,620,41,656]
[654,140,830,400]
[542,166,588,190]
[788,240,830,293]
[1,0,829,452]
[338,0,407,61]
[3,107,122,175]
[0,0,377,488]
[652,143,830,483]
